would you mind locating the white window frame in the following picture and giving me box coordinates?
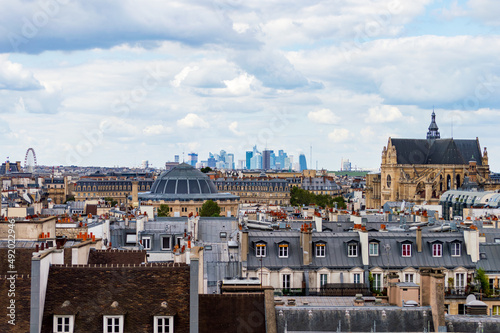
[282,273,291,289]
[402,243,412,257]
[161,236,171,250]
[278,244,289,258]
[353,273,361,284]
[256,244,266,257]
[451,242,461,256]
[373,273,382,291]
[348,244,358,257]
[493,305,500,316]
[320,273,328,287]
[316,244,325,257]
[53,315,74,333]
[142,237,151,250]
[103,316,123,333]
[432,243,442,257]
[455,273,466,288]
[369,242,379,256]
[405,273,414,283]
[154,316,174,333]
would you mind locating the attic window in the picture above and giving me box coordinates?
[348,243,358,257]
[220,232,227,239]
[154,316,174,333]
[53,315,74,333]
[402,243,411,257]
[480,253,487,260]
[256,243,266,257]
[103,316,123,333]
[278,243,289,258]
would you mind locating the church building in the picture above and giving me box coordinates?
[366,112,493,209]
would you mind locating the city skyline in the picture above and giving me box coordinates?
[1,1,500,170]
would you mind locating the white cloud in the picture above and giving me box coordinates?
[223,73,255,96]
[171,66,199,88]
[0,56,42,91]
[143,124,172,135]
[366,105,403,123]
[177,113,209,128]
[229,121,245,136]
[328,128,351,143]
[308,109,340,124]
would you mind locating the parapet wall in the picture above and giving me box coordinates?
[276,306,433,332]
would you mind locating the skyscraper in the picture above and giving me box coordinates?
[299,154,307,172]
[263,149,272,170]
[246,151,253,169]
[188,153,198,167]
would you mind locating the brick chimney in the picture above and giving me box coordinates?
[301,223,312,265]
[241,231,248,262]
[416,227,422,253]
[419,268,445,332]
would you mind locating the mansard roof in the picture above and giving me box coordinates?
[389,138,482,165]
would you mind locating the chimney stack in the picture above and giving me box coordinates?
[416,227,422,252]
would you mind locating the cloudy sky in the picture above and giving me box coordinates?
[1,0,500,171]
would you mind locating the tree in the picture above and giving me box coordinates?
[104,197,118,207]
[157,204,170,217]
[290,186,346,208]
[64,195,75,204]
[475,268,491,296]
[199,200,221,217]
[200,167,213,173]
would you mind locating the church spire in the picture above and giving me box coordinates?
[426,109,440,140]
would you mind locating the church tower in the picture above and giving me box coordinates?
[426,110,440,140]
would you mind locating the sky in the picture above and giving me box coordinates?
[1,0,500,171]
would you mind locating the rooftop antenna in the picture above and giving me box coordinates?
[310,145,312,170]
[451,110,454,138]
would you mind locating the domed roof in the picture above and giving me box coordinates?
[149,163,218,195]
[138,163,239,202]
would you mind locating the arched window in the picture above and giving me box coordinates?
[386,175,392,188]
[447,175,451,190]
[456,175,461,188]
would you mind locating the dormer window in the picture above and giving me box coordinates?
[402,243,411,257]
[53,315,74,333]
[369,242,379,256]
[154,316,174,333]
[278,242,289,258]
[348,243,358,257]
[432,243,442,257]
[103,316,123,333]
[451,242,461,256]
[316,243,326,257]
[256,243,266,257]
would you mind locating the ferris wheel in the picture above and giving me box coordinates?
[24,148,37,173]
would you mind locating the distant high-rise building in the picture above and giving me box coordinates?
[245,151,253,169]
[237,160,246,169]
[207,156,216,168]
[250,153,262,170]
[226,153,234,170]
[188,153,198,167]
[141,160,149,169]
[299,154,307,172]
[174,155,180,163]
[262,150,272,170]
[341,158,352,171]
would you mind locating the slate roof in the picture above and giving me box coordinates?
[390,138,482,165]
[478,243,500,273]
[41,263,190,333]
[312,233,364,269]
[367,232,474,270]
[247,230,474,271]
[247,231,302,270]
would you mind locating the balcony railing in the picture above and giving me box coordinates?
[274,283,371,297]
[445,287,468,297]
